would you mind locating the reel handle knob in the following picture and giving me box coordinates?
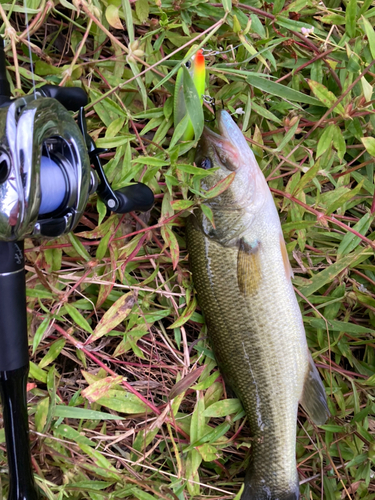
[113,183,154,214]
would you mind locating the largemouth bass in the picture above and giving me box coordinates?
[186,110,330,500]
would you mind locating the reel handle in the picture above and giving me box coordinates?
[78,109,154,214]
[114,183,155,213]
[38,84,88,112]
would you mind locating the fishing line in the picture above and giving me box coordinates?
[202,44,242,57]
[23,0,36,99]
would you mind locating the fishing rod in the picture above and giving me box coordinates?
[0,37,154,499]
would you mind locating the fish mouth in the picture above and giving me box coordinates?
[196,110,252,172]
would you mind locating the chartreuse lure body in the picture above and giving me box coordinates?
[173,45,205,141]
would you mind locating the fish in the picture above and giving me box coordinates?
[186,110,330,500]
[173,45,205,141]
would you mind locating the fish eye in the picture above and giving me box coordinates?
[201,158,212,170]
[185,60,192,69]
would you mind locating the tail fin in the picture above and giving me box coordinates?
[240,464,299,500]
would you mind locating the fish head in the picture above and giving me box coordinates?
[196,110,269,212]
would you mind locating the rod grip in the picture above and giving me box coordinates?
[0,366,41,500]
[0,242,29,372]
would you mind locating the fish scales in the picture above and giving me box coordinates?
[186,110,329,500]
[187,212,302,498]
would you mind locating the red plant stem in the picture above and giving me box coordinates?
[27,210,185,253]
[275,49,336,84]
[130,212,172,259]
[120,232,148,272]
[53,324,189,439]
[315,363,367,379]
[271,188,375,251]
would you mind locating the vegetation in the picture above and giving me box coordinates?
[0,0,375,498]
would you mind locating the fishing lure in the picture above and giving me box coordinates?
[173,45,205,141]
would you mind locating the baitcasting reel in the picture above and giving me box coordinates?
[0,83,154,242]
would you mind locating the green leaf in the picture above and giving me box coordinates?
[203,398,243,418]
[168,296,197,329]
[293,160,321,195]
[184,422,230,452]
[299,247,371,297]
[362,16,375,60]
[337,213,374,257]
[191,395,206,442]
[32,317,51,354]
[319,424,344,432]
[222,0,232,13]
[306,80,346,115]
[65,303,93,334]
[332,124,346,160]
[326,180,363,215]
[29,362,47,383]
[92,292,137,341]
[252,100,282,124]
[121,0,134,43]
[170,199,195,211]
[95,136,131,148]
[131,488,157,500]
[275,118,300,152]
[97,390,147,414]
[39,339,66,368]
[53,406,124,420]
[170,114,190,149]
[307,318,375,336]
[346,0,357,38]
[128,60,148,110]
[131,157,169,166]
[68,233,91,262]
[161,224,180,270]
[55,424,95,447]
[201,204,215,228]
[247,75,321,106]
[317,124,334,158]
[197,443,217,461]
[361,136,375,156]
[239,34,270,69]
[35,397,49,433]
[96,228,111,261]
[135,0,149,23]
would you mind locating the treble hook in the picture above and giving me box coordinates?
[202,95,216,123]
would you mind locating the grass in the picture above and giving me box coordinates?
[0,0,375,498]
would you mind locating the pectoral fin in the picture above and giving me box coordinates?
[300,354,330,425]
[237,239,262,297]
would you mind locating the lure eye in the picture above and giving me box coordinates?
[185,60,192,69]
[201,158,212,170]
